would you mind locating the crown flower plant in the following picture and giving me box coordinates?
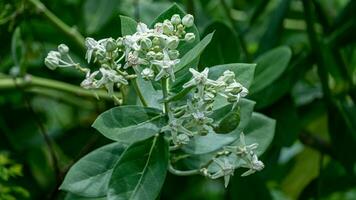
[44,4,275,199]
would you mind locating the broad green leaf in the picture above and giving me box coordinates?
[108,136,168,200]
[250,46,292,93]
[240,112,276,156]
[120,15,138,36]
[182,99,255,155]
[65,193,106,200]
[60,143,126,197]
[136,76,162,109]
[174,33,214,73]
[83,0,117,34]
[200,22,240,68]
[250,52,310,109]
[209,63,256,89]
[257,0,292,53]
[150,3,200,56]
[92,106,166,144]
[213,106,240,134]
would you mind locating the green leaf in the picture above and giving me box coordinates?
[174,33,214,73]
[65,193,106,200]
[182,99,255,155]
[92,106,166,144]
[136,76,162,109]
[120,15,138,36]
[150,3,200,56]
[209,63,256,89]
[250,46,292,93]
[199,22,240,68]
[108,136,168,200]
[257,0,292,53]
[241,112,276,156]
[83,0,117,34]
[213,106,240,134]
[60,142,126,197]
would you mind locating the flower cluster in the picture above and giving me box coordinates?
[224,133,264,176]
[163,68,248,146]
[202,133,264,187]
[44,14,196,101]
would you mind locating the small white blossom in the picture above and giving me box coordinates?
[152,50,180,81]
[210,157,235,188]
[241,154,265,177]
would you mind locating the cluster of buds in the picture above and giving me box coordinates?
[45,14,197,102]
[163,68,248,146]
[45,44,81,71]
[122,14,195,82]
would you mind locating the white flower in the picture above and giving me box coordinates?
[224,133,258,156]
[241,154,265,177]
[210,157,235,188]
[183,68,217,88]
[152,50,180,81]
[85,38,100,63]
[80,71,99,89]
[124,51,148,69]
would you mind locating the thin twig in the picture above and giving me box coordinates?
[28,0,85,49]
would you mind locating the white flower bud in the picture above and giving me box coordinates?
[116,37,123,48]
[184,33,195,43]
[155,52,163,60]
[166,36,179,49]
[58,44,69,55]
[105,38,117,52]
[162,19,174,34]
[182,14,194,27]
[140,37,152,49]
[177,134,190,145]
[141,68,155,80]
[168,50,179,59]
[45,51,61,70]
[146,51,156,60]
[171,14,181,25]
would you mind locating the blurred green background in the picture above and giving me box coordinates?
[1,0,356,199]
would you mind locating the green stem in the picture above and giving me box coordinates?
[132,79,148,107]
[161,78,169,114]
[0,73,121,101]
[28,0,85,49]
[168,163,201,176]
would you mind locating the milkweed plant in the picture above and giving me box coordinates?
[44,4,275,200]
